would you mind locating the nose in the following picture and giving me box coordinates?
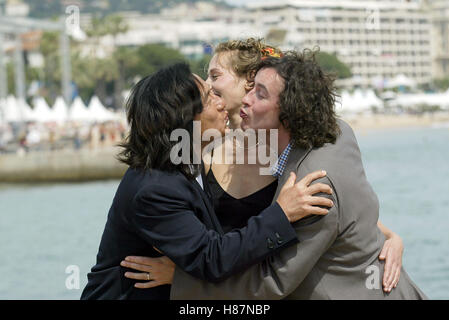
[242,88,254,107]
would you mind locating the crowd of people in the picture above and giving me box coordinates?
[0,120,127,155]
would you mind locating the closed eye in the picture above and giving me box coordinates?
[212,89,221,97]
[256,89,265,99]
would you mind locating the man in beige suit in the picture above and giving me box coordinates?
[169,51,427,299]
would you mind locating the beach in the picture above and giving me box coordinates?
[342,112,449,131]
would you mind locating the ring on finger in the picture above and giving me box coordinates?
[146,272,150,281]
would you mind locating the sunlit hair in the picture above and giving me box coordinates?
[117,63,204,179]
[256,49,341,149]
[214,38,283,91]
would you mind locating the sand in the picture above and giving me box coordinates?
[341,112,449,132]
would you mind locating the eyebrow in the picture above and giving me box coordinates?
[256,83,269,96]
[208,68,221,74]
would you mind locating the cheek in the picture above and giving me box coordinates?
[216,77,244,105]
[253,104,280,126]
[212,76,229,92]
[201,108,217,127]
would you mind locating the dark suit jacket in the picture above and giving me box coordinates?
[80,166,298,300]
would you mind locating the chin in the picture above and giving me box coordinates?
[240,122,250,131]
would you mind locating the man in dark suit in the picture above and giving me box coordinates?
[80,63,333,299]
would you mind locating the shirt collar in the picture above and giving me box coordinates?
[270,142,292,178]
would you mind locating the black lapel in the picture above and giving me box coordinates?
[191,164,224,234]
[201,164,214,203]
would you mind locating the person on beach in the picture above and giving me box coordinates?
[121,39,405,295]
[80,62,333,300]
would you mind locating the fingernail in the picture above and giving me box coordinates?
[322,170,326,175]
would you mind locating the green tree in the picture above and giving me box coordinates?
[190,54,212,80]
[134,44,187,76]
[73,14,130,105]
[316,52,352,79]
[71,46,122,104]
[433,77,449,91]
[112,46,140,108]
[39,31,62,101]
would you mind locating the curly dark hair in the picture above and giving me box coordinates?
[117,63,204,179]
[256,49,341,149]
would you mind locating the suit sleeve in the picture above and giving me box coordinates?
[131,182,298,283]
[170,177,339,299]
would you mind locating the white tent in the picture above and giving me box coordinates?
[352,89,374,112]
[3,95,36,122]
[69,96,91,122]
[52,96,69,124]
[19,98,37,122]
[390,91,449,110]
[337,90,359,113]
[385,74,417,89]
[32,97,55,123]
[87,96,119,122]
[365,89,383,109]
[337,89,383,114]
[4,95,21,122]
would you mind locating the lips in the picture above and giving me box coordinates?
[240,109,248,119]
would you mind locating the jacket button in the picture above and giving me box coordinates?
[267,238,275,249]
[275,232,283,244]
